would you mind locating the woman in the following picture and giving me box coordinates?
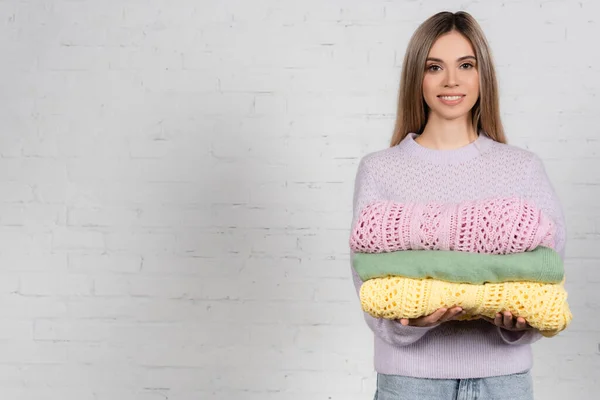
[349,11,567,400]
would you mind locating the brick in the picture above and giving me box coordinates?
[0,253,67,272]
[38,46,110,71]
[20,273,93,296]
[69,254,142,274]
[0,230,52,254]
[0,159,66,184]
[140,255,224,276]
[51,228,104,251]
[0,182,33,203]
[0,339,68,364]
[0,129,23,157]
[104,231,175,254]
[67,207,139,228]
[0,295,67,318]
[0,390,95,400]
[20,364,144,389]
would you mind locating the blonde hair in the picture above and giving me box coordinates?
[390,11,506,147]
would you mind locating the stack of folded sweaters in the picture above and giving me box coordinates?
[349,196,572,338]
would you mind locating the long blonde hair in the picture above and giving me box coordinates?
[390,11,506,147]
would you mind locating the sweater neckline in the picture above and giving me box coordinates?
[398,131,494,164]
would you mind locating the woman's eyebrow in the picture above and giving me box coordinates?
[426,55,477,63]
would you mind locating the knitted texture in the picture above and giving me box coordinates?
[350,197,556,254]
[352,246,564,284]
[359,276,571,337]
[348,132,568,378]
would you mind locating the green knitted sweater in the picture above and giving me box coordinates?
[352,246,563,284]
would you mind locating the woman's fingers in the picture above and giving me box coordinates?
[399,307,523,328]
[428,307,461,325]
[486,312,529,331]
[400,307,464,327]
[419,308,448,326]
[515,317,527,330]
[494,312,503,326]
[503,311,514,328]
[441,307,464,322]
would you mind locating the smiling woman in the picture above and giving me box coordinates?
[349,10,569,400]
[390,11,505,150]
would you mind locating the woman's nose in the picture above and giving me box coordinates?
[444,70,458,87]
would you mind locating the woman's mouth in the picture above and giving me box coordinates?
[437,95,465,106]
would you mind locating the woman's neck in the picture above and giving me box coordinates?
[416,114,478,150]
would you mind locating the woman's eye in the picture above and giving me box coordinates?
[427,65,441,71]
[461,63,474,69]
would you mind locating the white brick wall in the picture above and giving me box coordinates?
[1,0,598,398]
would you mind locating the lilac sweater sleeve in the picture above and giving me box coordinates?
[497,153,567,345]
[350,261,437,346]
[350,157,438,346]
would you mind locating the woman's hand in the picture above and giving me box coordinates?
[481,311,532,331]
[399,306,465,327]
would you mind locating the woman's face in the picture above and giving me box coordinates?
[422,31,479,122]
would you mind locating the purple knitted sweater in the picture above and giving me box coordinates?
[350,132,567,379]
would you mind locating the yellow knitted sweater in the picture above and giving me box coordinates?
[359,276,571,337]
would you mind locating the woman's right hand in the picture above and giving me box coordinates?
[399,307,465,327]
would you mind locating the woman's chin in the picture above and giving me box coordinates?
[430,109,472,122]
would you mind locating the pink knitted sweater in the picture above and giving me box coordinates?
[350,197,556,254]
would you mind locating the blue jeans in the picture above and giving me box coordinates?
[374,371,533,400]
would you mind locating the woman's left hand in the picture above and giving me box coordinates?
[481,311,532,331]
